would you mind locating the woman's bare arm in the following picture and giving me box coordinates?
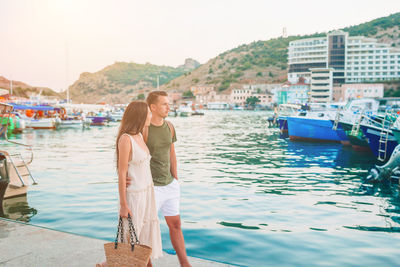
[118,135,132,217]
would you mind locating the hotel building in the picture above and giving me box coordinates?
[288,30,400,102]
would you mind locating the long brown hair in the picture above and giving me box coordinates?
[116,101,148,170]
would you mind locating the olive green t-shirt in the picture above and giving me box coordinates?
[147,121,177,186]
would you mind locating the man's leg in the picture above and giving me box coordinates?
[165,215,191,267]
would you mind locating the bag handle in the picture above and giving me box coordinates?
[114,214,140,251]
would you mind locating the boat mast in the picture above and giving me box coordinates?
[65,41,70,103]
[10,78,12,96]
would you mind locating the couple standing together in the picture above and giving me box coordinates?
[115,91,191,267]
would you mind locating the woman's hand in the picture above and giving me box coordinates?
[119,205,132,218]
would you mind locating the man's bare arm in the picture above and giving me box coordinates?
[170,143,178,179]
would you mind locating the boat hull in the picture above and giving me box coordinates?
[392,128,400,144]
[26,118,56,129]
[278,117,288,134]
[360,125,398,159]
[339,122,371,151]
[330,120,349,143]
[287,117,341,142]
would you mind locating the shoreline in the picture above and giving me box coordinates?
[0,217,234,267]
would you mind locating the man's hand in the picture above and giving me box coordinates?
[126,176,132,187]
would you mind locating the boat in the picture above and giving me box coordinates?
[207,102,230,110]
[168,109,178,117]
[109,110,124,122]
[287,103,345,142]
[392,128,400,144]
[0,103,37,206]
[177,104,193,117]
[192,110,205,116]
[287,113,342,142]
[0,113,25,135]
[360,124,398,161]
[338,121,371,151]
[274,104,302,134]
[54,108,91,129]
[11,104,57,130]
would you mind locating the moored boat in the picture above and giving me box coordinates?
[0,103,37,205]
[11,104,57,129]
[360,124,398,161]
[287,114,342,142]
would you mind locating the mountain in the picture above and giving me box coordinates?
[68,60,199,103]
[161,12,400,93]
[0,76,60,98]
[69,12,400,103]
[178,58,200,70]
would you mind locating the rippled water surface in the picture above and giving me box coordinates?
[2,111,400,266]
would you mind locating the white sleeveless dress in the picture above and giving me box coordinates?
[120,133,163,260]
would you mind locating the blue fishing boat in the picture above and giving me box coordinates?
[278,117,288,133]
[360,124,398,160]
[287,115,342,142]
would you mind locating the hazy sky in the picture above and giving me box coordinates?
[1,0,399,91]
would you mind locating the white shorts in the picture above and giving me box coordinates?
[154,179,180,217]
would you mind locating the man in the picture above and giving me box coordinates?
[128,91,191,267]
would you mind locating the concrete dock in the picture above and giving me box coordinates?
[0,218,233,267]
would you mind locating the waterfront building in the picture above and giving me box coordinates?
[195,89,230,106]
[288,30,400,85]
[274,79,310,104]
[191,85,215,95]
[309,68,334,103]
[231,84,278,106]
[332,83,384,101]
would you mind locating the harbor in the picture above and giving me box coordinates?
[2,108,400,266]
[2,3,400,266]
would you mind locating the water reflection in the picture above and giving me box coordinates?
[0,195,37,222]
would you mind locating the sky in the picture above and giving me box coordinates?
[1,0,399,91]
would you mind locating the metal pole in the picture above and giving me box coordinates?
[66,41,69,103]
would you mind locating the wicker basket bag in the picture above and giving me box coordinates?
[104,214,152,267]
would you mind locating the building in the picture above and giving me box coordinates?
[333,83,384,101]
[231,88,252,105]
[195,89,230,105]
[274,79,310,104]
[288,30,400,84]
[309,68,334,103]
[190,85,215,95]
[231,84,279,106]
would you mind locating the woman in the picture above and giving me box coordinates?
[98,101,163,267]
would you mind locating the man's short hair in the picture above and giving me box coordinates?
[147,91,168,106]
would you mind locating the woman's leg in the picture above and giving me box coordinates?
[147,259,153,267]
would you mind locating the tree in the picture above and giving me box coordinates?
[182,90,194,98]
[137,93,145,100]
[246,96,261,107]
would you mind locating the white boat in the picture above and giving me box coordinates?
[177,105,193,117]
[207,102,230,110]
[11,104,57,130]
[109,110,124,121]
[24,117,56,129]
[55,117,91,129]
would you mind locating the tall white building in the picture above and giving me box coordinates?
[288,30,400,84]
[309,68,333,103]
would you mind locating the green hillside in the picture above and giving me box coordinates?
[162,12,400,93]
